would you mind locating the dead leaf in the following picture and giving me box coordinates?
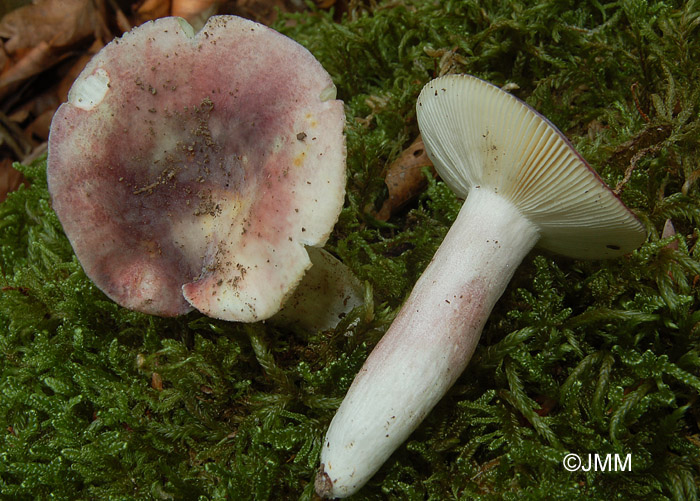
[151,372,163,391]
[104,0,131,33]
[0,40,7,73]
[0,0,108,101]
[25,108,54,142]
[0,41,59,97]
[376,134,435,221]
[135,0,171,23]
[0,111,32,158]
[172,0,221,30]
[0,0,98,53]
[0,157,23,203]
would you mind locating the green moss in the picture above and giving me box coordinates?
[1,0,699,499]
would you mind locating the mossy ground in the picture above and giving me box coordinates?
[1,0,699,499]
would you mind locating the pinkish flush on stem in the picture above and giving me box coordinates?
[47,16,357,326]
[316,74,647,498]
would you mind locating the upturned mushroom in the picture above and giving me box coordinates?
[316,74,647,497]
[48,15,348,323]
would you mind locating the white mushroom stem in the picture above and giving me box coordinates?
[316,73,646,498]
[316,187,540,498]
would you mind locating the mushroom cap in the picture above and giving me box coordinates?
[416,74,645,259]
[272,246,365,332]
[47,16,346,321]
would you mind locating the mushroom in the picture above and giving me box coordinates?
[273,246,365,332]
[47,15,346,323]
[316,74,647,498]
